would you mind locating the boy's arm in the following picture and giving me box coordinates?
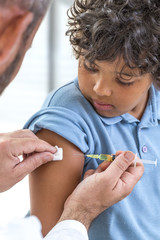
[29,129,85,237]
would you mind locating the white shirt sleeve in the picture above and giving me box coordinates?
[0,216,43,240]
[0,217,88,240]
[45,220,89,240]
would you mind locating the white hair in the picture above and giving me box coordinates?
[0,0,52,14]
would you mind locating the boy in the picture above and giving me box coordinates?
[25,0,160,239]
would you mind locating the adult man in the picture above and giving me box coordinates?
[0,0,144,239]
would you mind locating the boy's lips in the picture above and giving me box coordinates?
[92,100,114,111]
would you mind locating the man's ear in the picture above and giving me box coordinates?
[0,11,33,70]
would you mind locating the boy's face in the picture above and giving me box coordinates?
[78,57,152,119]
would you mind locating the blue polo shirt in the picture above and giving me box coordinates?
[24,78,160,240]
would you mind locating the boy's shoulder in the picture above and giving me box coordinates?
[42,78,86,110]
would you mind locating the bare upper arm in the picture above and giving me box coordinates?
[29,129,84,236]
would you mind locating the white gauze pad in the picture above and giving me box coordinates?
[53,146,63,161]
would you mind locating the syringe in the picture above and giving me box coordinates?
[86,154,116,161]
[86,154,157,167]
[134,155,157,167]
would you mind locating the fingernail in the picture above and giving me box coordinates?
[51,146,57,152]
[124,151,135,162]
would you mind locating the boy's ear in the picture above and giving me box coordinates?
[0,11,33,70]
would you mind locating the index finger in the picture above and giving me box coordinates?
[5,129,38,139]
[10,137,56,157]
[95,161,111,173]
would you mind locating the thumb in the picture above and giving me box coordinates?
[14,152,54,179]
[105,151,135,180]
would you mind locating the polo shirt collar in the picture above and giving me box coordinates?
[138,85,160,127]
[100,85,160,127]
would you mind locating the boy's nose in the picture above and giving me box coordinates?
[93,79,112,97]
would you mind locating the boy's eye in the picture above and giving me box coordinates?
[84,63,98,73]
[116,78,134,86]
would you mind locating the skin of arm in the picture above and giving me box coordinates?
[29,129,85,236]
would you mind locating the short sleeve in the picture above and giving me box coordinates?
[24,106,89,153]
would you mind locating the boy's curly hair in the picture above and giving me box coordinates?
[66,0,160,88]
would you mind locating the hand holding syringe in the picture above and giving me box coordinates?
[85,154,157,167]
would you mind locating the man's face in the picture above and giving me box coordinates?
[0,1,51,94]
